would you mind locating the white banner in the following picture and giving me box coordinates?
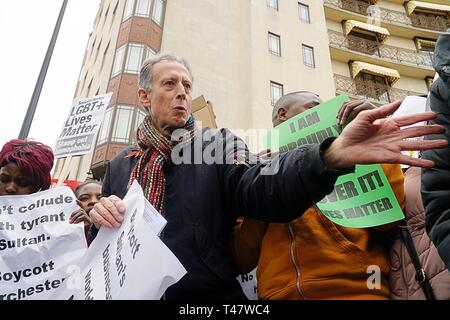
[54,181,186,300]
[393,96,428,168]
[0,187,87,300]
[54,93,112,158]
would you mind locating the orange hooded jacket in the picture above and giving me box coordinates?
[231,164,405,300]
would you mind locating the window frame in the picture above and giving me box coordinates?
[302,44,315,68]
[97,107,113,145]
[267,0,279,11]
[298,3,310,24]
[268,32,281,56]
[111,105,134,144]
[270,81,284,106]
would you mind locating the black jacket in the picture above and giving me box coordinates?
[422,34,450,272]
[90,128,346,299]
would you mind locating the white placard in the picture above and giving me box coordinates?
[0,187,87,300]
[393,96,428,168]
[54,181,186,300]
[237,268,258,300]
[54,93,112,158]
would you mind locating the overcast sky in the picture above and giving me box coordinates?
[0,0,101,148]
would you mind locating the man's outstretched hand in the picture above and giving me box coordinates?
[323,100,448,169]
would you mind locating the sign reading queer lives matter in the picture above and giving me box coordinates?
[0,187,87,300]
[54,93,112,158]
[265,94,404,228]
[54,181,186,300]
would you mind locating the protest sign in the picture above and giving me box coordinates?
[237,268,258,300]
[265,94,404,228]
[0,187,87,300]
[54,181,186,300]
[54,93,112,158]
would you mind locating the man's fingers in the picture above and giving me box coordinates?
[92,202,121,228]
[90,207,114,228]
[340,102,365,125]
[108,196,126,214]
[400,124,445,139]
[359,100,402,122]
[73,215,91,225]
[394,112,437,127]
[99,197,124,224]
[399,139,448,151]
[339,105,352,125]
[394,153,435,168]
[337,101,358,121]
[70,211,84,223]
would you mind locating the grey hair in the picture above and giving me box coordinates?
[139,54,194,92]
[271,91,319,122]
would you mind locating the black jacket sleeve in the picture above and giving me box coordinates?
[422,80,450,271]
[220,128,350,223]
[421,34,450,272]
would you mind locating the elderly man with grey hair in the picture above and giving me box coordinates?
[88,54,447,300]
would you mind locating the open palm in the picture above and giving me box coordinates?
[327,101,448,169]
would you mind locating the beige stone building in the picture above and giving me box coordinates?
[53,0,449,181]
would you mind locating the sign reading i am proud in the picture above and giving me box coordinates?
[265,94,404,228]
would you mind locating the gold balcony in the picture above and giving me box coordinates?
[324,0,450,33]
[334,74,425,104]
[328,30,434,70]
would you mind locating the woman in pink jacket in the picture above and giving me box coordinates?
[389,166,450,300]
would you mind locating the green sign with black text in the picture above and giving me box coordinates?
[265,94,404,228]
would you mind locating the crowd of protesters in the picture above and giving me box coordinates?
[0,34,449,300]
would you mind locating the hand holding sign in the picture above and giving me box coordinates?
[336,100,377,126]
[323,100,448,169]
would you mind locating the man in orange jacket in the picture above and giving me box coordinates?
[231,91,405,300]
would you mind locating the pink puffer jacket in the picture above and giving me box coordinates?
[389,167,450,300]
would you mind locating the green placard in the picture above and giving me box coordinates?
[265,94,404,228]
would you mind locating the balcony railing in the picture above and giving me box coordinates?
[324,0,450,32]
[328,30,434,68]
[334,74,424,104]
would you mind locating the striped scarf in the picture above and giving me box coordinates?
[129,114,196,213]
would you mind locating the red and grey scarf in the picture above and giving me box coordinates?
[128,114,196,213]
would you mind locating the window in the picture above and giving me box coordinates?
[101,41,110,72]
[152,0,164,25]
[111,45,126,77]
[355,73,390,104]
[124,44,145,74]
[112,0,119,15]
[112,106,134,143]
[111,44,155,78]
[122,0,165,25]
[415,38,436,67]
[123,0,135,21]
[146,46,157,60]
[268,32,281,56]
[98,108,113,144]
[298,3,310,23]
[348,30,380,56]
[103,3,110,26]
[94,40,102,63]
[136,0,151,17]
[302,44,315,68]
[270,81,283,106]
[267,0,278,10]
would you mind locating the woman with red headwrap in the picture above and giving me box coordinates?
[0,139,91,238]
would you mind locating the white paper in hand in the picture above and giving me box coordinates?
[143,198,167,236]
[54,181,186,300]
